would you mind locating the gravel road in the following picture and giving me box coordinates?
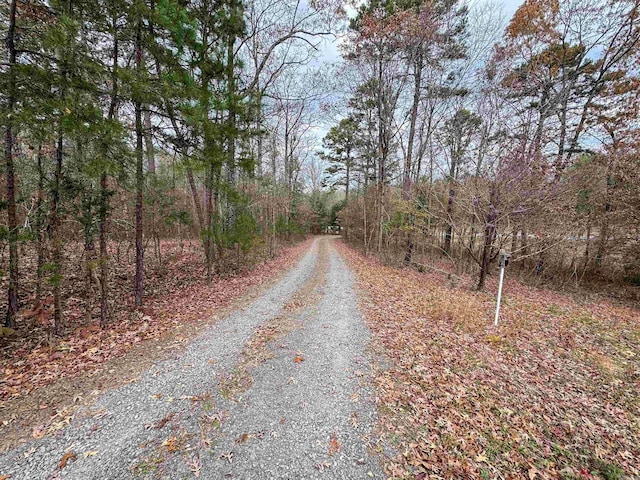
[0,237,383,480]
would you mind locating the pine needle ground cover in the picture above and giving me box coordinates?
[337,241,639,480]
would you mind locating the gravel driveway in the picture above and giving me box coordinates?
[0,237,383,480]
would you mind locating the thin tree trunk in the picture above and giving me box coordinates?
[4,0,18,328]
[404,49,422,198]
[134,22,144,309]
[50,0,73,334]
[403,50,422,265]
[36,145,45,306]
[144,110,155,173]
[79,139,95,325]
[154,48,205,235]
[205,163,214,283]
[225,24,238,242]
[99,14,119,327]
[185,167,205,231]
[595,157,615,272]
[510,228,518,259]
[444,187,454,255]
[520,229,528,270]
[256,91,263,176]
[344,159,350,240]
[99,172,109,327]
[51,132,64,334]
[84,200,95,325]
[477,189,498,291]
[377,54,387,254]
[582,215,592,275]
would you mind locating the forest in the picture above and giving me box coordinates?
[1,0,640,478]
[1,0,639,337]
[0,0,347,337]
[327,0,640,295]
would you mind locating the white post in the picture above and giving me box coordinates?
[494,264,505,326]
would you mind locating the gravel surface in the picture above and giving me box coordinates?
[0,237,383,479]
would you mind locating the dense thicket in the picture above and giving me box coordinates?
[0,0,340,332]
[325,0,640,297]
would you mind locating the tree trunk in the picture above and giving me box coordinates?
[595,157,615,272]
[144,110,155,173]
[376,54,387,254]
[226,27,237,235]
[154,48,205,235]
[444,187,455,255]
[84,202,95,325]
[99,15,119,327]
[404,49,422,198]
[4,0,18,328]
[50,0,73,333]
[582,215,592,276]
[51,132,64,334]
[99,172,109,327]
[36,145,45,307]
[256,91,263,176]
[344,159,350,240]
[477,194,498,291]
[134,23,144,309]
[403,50,422,265]
[205,163,214,283]
[520,229,528,270]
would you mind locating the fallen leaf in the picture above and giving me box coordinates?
[294,355,305,363]
[328,433,340,456]
[475,453,488,463]
[219,451,233,463]
[236,433,254,443]
[153,413,174,429]
[350,412,359,428]
[59,451,77,469]
[162,436,179,453]
[315,461,331,471]
[528,466,539,480]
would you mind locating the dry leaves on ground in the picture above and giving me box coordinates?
[0,239,311,402]
[337,241,640,480]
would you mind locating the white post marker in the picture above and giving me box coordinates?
[494,252,510,326]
